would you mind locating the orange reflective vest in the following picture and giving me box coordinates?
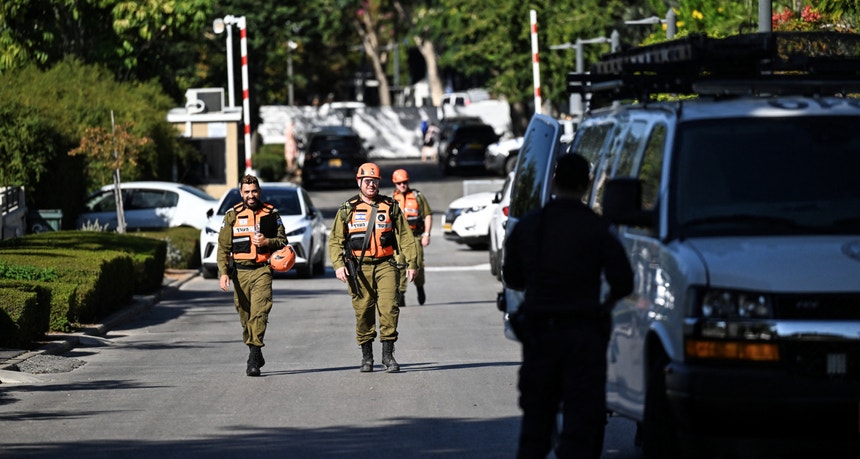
[231,202,275,263]
[346,197,396,258]
[393,189,423,234]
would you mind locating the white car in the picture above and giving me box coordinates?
[442,190,498,250]
[76,181,217,231]
[199,183,327,279]
[488,171,515,280]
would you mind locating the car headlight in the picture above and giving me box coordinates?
[204,226,219,235]
[463,205,487,214]
[286,227,307,237]
[685,288,779,362]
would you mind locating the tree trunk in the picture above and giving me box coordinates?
[414,37,444,107]
[354,16,391,106]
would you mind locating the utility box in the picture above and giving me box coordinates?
[28,209,63,233]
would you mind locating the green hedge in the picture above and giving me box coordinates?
[253,144,287,183]
[0,284,50,348]
[0,231,167,333]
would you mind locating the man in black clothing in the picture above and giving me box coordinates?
[503,153,634,459]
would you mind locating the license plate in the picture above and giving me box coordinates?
[443,223,452,231]
[328,158,342,167]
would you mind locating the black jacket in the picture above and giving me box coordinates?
[503,199,633,318]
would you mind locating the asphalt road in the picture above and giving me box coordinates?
[0,159,641,459]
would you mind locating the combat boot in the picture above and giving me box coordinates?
[397,291,406,307]
[381,341,400,373]
[246,345,261,377]
[360,341,374,373]
[417,286,426,305]
[249,344,265,368]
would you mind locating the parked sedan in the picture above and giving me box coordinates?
[436,118,500,175]
[299,125,369,189]
[76,181,217,231]
[199,183,327,279]
[442,190,498,250]
[488,171,515,280]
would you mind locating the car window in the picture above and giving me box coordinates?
[639,123,667,211]
[309,136,361,153]
[570,122,614,203]
[84,190,125,213]
[509,117,561,219]
[454,126,497,143]
[266,190,302,215]
[216,188,303,216]
[128,190,177,210]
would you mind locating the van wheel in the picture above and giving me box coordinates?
[641,352,680,459]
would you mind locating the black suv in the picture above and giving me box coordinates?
[300,125,369,189]
[435,117,499,175]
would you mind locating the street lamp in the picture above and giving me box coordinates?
[625,9,677,39]
[214,15,254,175]
[551,31,620,120]
[287,40,298,105]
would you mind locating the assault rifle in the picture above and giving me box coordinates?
[341,246,362,298]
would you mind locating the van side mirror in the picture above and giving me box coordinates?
[603,178,653,227]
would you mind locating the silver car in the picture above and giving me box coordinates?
[77,181,217,231]
[199,183,327,279]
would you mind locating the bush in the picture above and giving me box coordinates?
[133,226,201,270]
[0,231,166,332]
[253,144,287,183]
[0,285,51,348]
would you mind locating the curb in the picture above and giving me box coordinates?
[0,271,198,373]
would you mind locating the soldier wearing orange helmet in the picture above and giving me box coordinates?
[328,162,418,373]
[391,168,433,306]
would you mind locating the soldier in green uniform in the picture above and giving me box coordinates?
[218,175,287,377]
[328,162,418,373]
[391,168,433,306]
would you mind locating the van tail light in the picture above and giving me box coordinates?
[502,206,509,217]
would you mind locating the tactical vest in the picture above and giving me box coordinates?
[393,189,424,235]
[231,202,275,263]
[345,196,397,258]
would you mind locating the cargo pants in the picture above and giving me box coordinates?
[232,265,273,347]
[395,235,424,293]
[349,258,400,345]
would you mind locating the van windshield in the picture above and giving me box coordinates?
[674,116,860,237]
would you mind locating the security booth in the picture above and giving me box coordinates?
[166,88,245,199]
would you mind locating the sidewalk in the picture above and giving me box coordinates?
[0,269,199,372]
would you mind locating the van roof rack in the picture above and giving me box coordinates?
[568,32,860,101]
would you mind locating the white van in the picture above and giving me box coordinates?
[503,32,860,458]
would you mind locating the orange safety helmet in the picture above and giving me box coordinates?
[392,169,409,183]
[269,245,296,272]
[356,162,382,180]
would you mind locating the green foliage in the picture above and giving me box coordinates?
[253,144,287,183]
[0,58,188,218]
[0,260,58,282]
[133,226,201,270]
[0,231,168,332]
[0,285,50,347]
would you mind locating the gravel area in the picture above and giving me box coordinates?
[14,354,86,374]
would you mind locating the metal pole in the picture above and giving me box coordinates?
[530,10,542,115]
[237,17,253,176]
[287,42,295,106]
[226,23,235,108]
[610,29,620,53]
[572,39,584,120]
[666,9,677,39]
[759,0,772,32]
